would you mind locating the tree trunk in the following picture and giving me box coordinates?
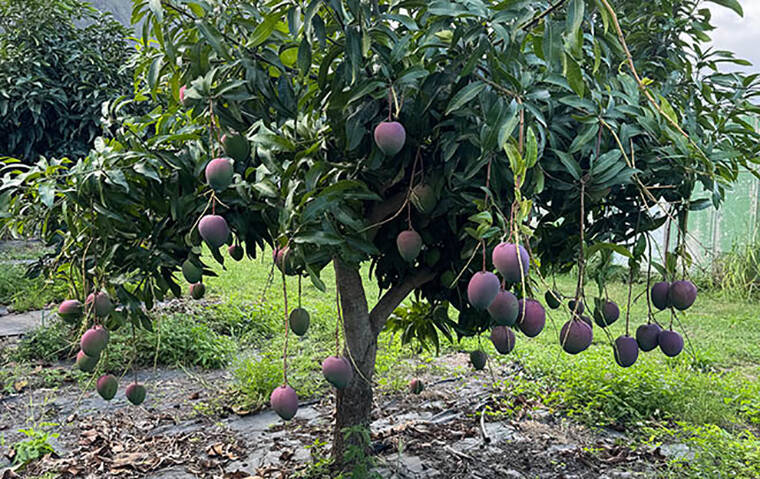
[332,259,377,464]
[330,259,436,464]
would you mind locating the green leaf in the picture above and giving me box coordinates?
[564,54,585,98]
[706,0,743,16]
[445,81,486,115]
[554,150,581,180]
[658,95,679,124]
[198,21,231,60]
[525,128,538,168]
[149,0,164,23]
[586,242,633,259]
[565,0,584,38]
[250,14,279,48]
[297,37,312,73]
[38,181,54,208]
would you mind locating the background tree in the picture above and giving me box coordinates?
[0,0,132,162]
[2,0,759,466]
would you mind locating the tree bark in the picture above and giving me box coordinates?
[333,259,376,463]
[331,259,435,463]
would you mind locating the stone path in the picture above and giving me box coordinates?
[0,309,48,336]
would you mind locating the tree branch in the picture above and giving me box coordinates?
[363,190,408,240]
[520,0,570,31]
[369,268,436,333]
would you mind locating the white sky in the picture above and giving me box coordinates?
[709,2,760,73]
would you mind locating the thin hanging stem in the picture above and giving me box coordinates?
[481,240,487,272]
[572,179,587,317]
[663,205,672,280]
[626,211,642,336]
[387,86,393,121]
[335,281,342,356]
[131,321,138,384]
[298,275,302,309]
[281,269,290,385]
[645,232,654,322]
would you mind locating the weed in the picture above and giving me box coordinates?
[339,425,381,479]
[9,422,59,468]
[231,352,283,411]
[650,423,760,478]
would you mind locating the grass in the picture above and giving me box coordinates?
[0,264,68,313]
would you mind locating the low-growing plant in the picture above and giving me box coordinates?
[9,422,59,468]
[0,265,68,313]
[527,354,759,429]
[12,313,236,372]
[654,423,760,479]
[695,237,760,301]
[231,353,283,411]
[12,320,75,363]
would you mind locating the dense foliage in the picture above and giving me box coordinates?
[0,0,133,161]
[1,0,758,460]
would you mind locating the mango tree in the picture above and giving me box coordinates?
[2,0,759,465]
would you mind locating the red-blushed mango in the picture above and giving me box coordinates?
[76,350,99,372]
[190,282,205,300]
[228,244,244,261]
[560,319,592,354]
[93,325,109,347]
[635,323,661,351]
[580,315,593,329]
[467,271,500,310]
[205,157,234,191]
[270,385,298,420]
[487,290,519,326]
[373,121,406,156]
[516,299,545,337]
[470,349,487,370]
[96,374,118,400]
[658,329,684,357]
[490,326,516,354]
[289,308,310,336]
[668,280,697,311]
[274,246,298,275]
[126,382,147,405]
[614,335,639,367]
[492,243,529,283]
[410,184,436,214]
[651,282,670,310]
[81,327,107,356]
[58,299,83,322]
[221,133,250,162]
[409,378,424,394]
[86,292,113,318]
[322,356,353,389]
[198,215,229,248]
[182,259,202,283]
[179,85,187,104]
[396,230,422,263]
[545,290,561,309]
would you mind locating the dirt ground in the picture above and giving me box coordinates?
[0,353,668,478]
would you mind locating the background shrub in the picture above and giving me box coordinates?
[0,0,132,161]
